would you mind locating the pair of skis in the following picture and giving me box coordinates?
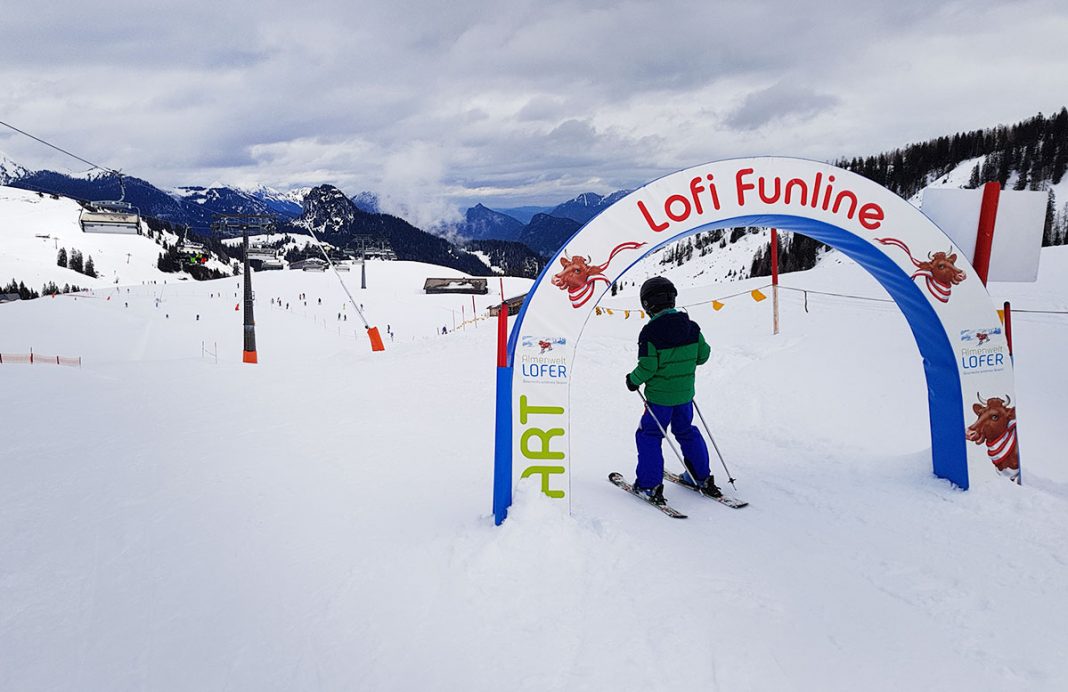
[608,471,748,519]
[615,391,746,518]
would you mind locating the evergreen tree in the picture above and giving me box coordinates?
[57,247,68,267]
[69,249,84,274]
[1014,145,1032,190]
[84,255,97,278]
[1043,192,1056,247]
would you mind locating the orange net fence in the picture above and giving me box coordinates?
[0,353,82,367]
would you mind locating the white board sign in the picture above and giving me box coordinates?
[921,188,1045,282]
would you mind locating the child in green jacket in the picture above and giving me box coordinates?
[626,277,720,503]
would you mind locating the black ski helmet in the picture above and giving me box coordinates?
[640,276,677,314]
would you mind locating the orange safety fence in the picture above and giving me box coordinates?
[0,353,82,367]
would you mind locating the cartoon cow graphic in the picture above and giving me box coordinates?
[966,393,1019,480]
[551,241,646,308]
[976,332,990,346]
[538,340,553,354]
[876,237,967,303]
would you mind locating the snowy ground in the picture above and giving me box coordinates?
[1,248,1067,691]
[0,186,220,291]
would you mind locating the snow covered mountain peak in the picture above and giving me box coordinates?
[0,151,31,185]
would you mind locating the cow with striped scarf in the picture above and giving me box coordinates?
[551,241,646,309]
[877,237,967,303]
[967,393,1019,480]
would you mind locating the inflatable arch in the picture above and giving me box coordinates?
[493,157,1017,524]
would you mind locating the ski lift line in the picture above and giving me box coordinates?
[0,119,118,174]
[600,283,776,313]
[1012,308,1068,315]
[776,285,894,304]
[303,223,370,329]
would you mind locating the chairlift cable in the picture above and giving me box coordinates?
[0,119,117,174]
[303,224,371,329]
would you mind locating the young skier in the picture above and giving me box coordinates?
[625,276,721,504]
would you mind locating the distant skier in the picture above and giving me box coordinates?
[625,277,720,504]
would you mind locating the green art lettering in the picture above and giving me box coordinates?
[519,395,564,424]
[521,465,566,498]
[521,427,565,459]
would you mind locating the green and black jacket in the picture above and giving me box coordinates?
[626,309,711,406]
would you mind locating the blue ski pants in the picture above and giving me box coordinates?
[635,400,710,490]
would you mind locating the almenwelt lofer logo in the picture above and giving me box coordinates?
[520,336,569,383]
[959,327,1007,375]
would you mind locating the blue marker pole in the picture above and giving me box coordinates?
[492,286,513,525]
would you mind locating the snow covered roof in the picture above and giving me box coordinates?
[423,277,488,294]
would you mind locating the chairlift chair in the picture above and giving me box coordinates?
[78,173,141,234]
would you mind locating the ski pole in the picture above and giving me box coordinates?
[636,390,691,478]
[692,400,738,489]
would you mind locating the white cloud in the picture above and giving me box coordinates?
[0,0,1065,225]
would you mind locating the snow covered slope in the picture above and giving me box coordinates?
[1,248,1066,691]
[0,185,186,289]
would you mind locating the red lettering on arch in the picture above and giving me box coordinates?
[859,203,885,230]
[665,194,692,222]
[637,200,669,232]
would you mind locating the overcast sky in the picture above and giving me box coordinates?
[1,0,1066,226]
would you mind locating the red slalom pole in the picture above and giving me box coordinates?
[974,182,1001,285]
[771,228,780,335]
[497,300,509,367]
[1004,301,1014,357]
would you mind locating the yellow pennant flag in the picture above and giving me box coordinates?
[712,300,725,311]
[624,310,631,319]
[997,309,1005,324]
[639,310,646,319]
[606,308,614,315]
[751,289,767,302]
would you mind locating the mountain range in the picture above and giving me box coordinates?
[3,107,1066,278]
[0,157,614,277]
[297,185,492,276]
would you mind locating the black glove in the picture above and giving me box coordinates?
[625,375,639,392]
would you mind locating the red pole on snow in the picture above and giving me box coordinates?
[770,228,780,286]
[1004,301,1014,357]
[771,228,780,335]
[496,302,509,367]
[974,181,1001,285]
[496,279,508,368]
